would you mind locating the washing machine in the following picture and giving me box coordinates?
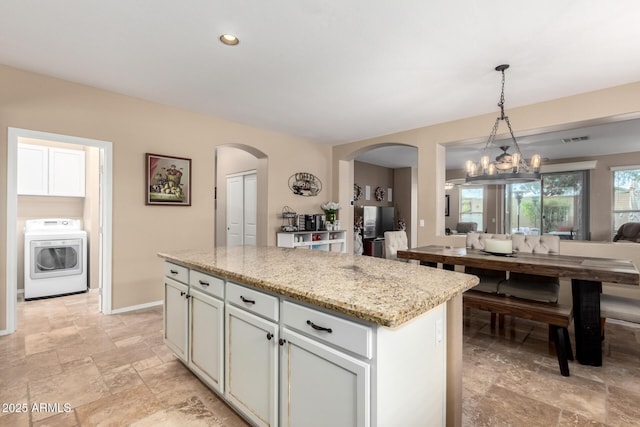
[24,218,87,300]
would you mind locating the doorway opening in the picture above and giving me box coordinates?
[5,128,113,335]
[336,143,418,255]
[215,145,268,247]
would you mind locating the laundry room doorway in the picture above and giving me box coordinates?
[5,128,113,335]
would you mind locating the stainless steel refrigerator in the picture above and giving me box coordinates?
[362,206,395,239]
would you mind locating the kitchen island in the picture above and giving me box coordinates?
[159,246,477,427]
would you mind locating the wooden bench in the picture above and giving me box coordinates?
[463,290,574,377]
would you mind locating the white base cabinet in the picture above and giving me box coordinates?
[225,304,279,427]
[163,277,188,361]
[189,288,224,393]
[163,261,448,427]
[280,328,370,427]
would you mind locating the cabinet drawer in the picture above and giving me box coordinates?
[164,262,189,284]
[226,282,279,322]
[283,301,372,359]
[190,270,224,299]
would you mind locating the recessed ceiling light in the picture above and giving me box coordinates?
[219,34,239,46]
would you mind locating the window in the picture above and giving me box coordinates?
[505,170,589,240]
[460,186,483,231]
[613,168,640,235]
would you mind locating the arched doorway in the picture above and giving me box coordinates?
[335,143,418,254]
[215,144,268,247]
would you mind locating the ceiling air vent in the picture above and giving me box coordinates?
[561,136,589,144]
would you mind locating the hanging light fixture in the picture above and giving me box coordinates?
[465,64,541,184]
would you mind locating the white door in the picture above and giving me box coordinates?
[244,173,257,245]
[226,172,257,247]
[227,176,244,246]
[280,328,370,427]
[189,288,224,393]
[225,304,278,427]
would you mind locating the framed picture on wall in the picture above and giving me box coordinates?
[146,153,191,206]
[445,194,450,216]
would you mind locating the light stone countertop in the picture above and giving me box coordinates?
[159,246,478,328]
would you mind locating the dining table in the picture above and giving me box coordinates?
[397,245,640,366]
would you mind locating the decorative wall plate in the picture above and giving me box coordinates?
[288,172,322,196]
[354,183,363,201]
[375,186,385,201]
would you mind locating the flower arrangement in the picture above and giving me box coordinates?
[321,202,341,222]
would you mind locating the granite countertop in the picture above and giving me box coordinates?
[159,246,478,328]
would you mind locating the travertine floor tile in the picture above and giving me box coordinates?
[101,363,144,394]
[29,357,110,421]
[91,341,156,373]
[75,384,162,426]
[131,395,223,426]
[32,410,79,427]
[606,384,640,426]
[465,384,561,426]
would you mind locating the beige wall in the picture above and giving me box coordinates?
[354,161,394,208]
[1,64,330,329]
[393,167,413,247]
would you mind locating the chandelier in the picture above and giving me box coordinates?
[465,64,541,185]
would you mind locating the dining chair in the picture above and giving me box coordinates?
[464,232,510,327]
[465,232,510,292]
[497,234,561,332]
[383,230,408,261]
[498,234,561,303]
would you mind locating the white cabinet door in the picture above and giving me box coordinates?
[225,304,278,427]
[189,288,224,393]
[17,144,86,196]
[17,144,48,195]
[164,277,188,361]
[49,147,86,196]
[280,328,370,427]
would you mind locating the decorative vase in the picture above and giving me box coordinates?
[354,231,364,255]
[325,210,336,223]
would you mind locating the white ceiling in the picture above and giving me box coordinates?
[1,1,640,147]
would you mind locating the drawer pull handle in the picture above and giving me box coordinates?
[170,269,179,274]
[186,294,191,299]
[198,280,210,287]
[266,332,273,340]
[180,291,185,296]
[279,338,287,346]
[240,296,256,304]
[307,320,333,333]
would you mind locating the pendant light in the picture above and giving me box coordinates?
[465,64,541,185]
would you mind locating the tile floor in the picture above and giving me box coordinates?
[462,310,640,426]
[1,291,639,426]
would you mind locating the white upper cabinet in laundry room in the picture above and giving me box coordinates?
[18,143,86,197]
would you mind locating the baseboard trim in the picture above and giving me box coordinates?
[110,300,163,314]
